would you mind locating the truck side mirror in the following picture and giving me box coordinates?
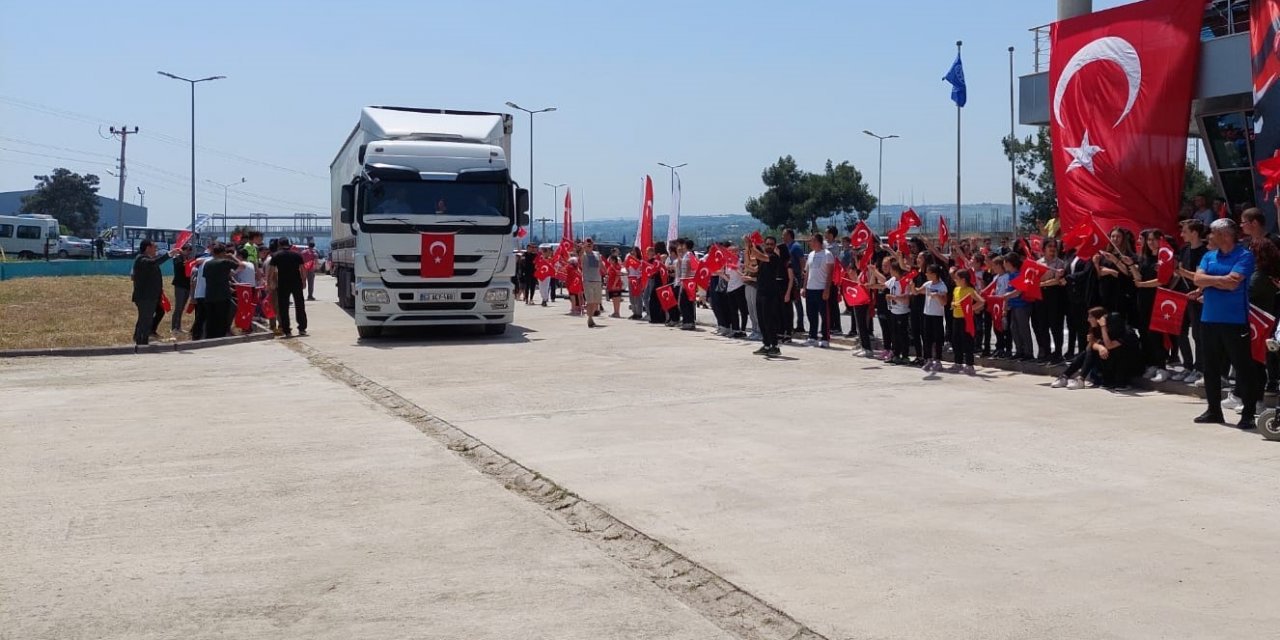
[516,188,530,215]
[340,184,354,224]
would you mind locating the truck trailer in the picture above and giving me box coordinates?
[329,106,529,338]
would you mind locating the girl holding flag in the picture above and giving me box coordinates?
[948,269,983,375]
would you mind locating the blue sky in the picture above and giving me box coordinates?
[1,0,1135,229]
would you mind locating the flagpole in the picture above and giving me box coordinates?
[1009,45,1018,241]
[955,40,963,236]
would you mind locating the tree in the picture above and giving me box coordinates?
[745,156,877,232]
[21,168,101,236]
[1183,160,1217,202]
[1002,128,1056,231]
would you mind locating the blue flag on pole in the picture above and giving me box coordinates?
[943,53,966,108]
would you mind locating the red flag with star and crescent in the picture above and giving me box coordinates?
[1250,304,1277,364]
[657,285,678,311]
[1156,238,1176,284]
[842,282,870,307]
[420,233,455,278]
[937,216,950,248]
[1063,217,1109,260]
[1011,259,1049,302]
[981,281,1006,332]
[705,244,727,273]
[898,208,922,231]
[234,284,256,331]
[851,221,875,249]
[1049,0,1204,236]
[1149,287,1186,336]
[961,297,976,337]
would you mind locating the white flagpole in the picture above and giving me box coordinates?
[956,40,963,236]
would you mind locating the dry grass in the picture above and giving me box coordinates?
[0,276,188,350]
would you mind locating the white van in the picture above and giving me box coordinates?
[0,214,59,259]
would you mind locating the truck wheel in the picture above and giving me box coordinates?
[357,325,382,339]
[1259,409,1280,441]
[483,323,507,336]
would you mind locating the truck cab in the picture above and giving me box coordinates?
[330,107,529,338]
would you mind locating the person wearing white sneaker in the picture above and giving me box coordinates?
[1222,393,1244,412]
[1192,219,1257,428]
[804,338,818,347]
[1151,369,1171,383]
[1051,376,1068,388]
[818,340,830,348]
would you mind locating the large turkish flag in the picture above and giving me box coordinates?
[1050,0,1204,236]
[420,233,455,278]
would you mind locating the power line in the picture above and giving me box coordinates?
[0,95,327,180]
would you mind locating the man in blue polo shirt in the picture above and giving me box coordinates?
[783,228,806,334]
[1193,219,1257,429]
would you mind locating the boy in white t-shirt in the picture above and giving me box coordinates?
[802,235,834,347]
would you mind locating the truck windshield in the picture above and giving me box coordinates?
[362,181,508,223]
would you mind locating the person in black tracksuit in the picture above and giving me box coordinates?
[747,236,789,356]
[131,240,177,345]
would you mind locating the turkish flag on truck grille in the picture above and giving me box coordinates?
[420,233,455,278]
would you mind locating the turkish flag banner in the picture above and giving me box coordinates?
[987,296,1007,332]
[961,297,976,337]
[1030,235,1045,256]
[842,283,870,307]
[901,269,919,285]
[705,245,726,272]
[625,255,642,272]
[1156,238,1176,284]
[515,227,528,239]
[260,289,275,319]
[681,278,698,301]
[1063,217,1108,259]
[1011,260,1049,302]
[1149,287,1187,336]
[173,230,192,251]
[851,221,875,249]
[185,300,196,315]
[643,261,659,280]
[160,291,172,313]
[535,261,554,281]
[566,269,584,295]
[938,216,950,248]
[657,286,678,311]
[562,188,574,243]
[420,233,455,278]
[832,262,845,288]
[628,275,643,297]
[1249,304,1277,364]
[234,284,256,331]
[748,230,764,246]
[898,208,922,230]
[1050,0,1204,235]
[694,266,712,291]
[556,239,574,262]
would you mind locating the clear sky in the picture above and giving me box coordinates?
[1,0,1135,229]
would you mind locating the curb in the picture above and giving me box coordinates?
[0,324,276,359]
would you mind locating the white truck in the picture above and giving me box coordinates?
[330,106,529,338]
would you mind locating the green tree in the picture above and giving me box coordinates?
[745,156,877,231]
[20,168,101,236]
[1002,128,1056,231]
[1183,160,1216,202]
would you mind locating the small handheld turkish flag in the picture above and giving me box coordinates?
[657,286,678,311]
[898,208,922,230]
[185,300,196,315]
[961,297,976,337]
[842,283,870,306]
[938,216,950,248]
[832,262,845,287]
[851,221,874,249]
[173,230,192,251]
[160,291,172,313]
[1149,287,1187,336]
[1063,217,1108,260]
[625,255,642,271]
[1259,150,1280,197]
[260,289,275,319]
[535,261,553,280]
[748,230,764,246]
[982,281,1006,332]
[705,244,726,272]
[681,278,698,301]
[1030,235,1045,257]
[516,227,528,238]
[1249,304,1277,364]
[420,233,455,278]
[694,266,712,291]
[628,275,642,297]
[234,284,256,331]
[1156,238,1176,284]
[1011,260,1048,302]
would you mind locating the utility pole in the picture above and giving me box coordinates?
[535,217,552,243]
[109,126,139,242]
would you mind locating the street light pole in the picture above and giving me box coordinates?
[505,102,557,231]
[863,130,899,233]
[208,177,246,226]
[544,182,566,239]
[158,71,226,234]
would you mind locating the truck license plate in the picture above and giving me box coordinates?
[419,292,454,301]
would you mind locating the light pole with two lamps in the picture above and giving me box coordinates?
[158,71,226,234]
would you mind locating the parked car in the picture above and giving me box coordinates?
[105,243,136,259]
[56,235,94,259]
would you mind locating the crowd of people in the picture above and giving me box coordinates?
[129,231,319,345]
[515,201,1278,432]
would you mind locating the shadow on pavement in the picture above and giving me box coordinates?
[330,301,534,346]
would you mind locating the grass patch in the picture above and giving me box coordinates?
[0,276,187,350]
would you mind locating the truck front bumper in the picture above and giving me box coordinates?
[353,281,513,326]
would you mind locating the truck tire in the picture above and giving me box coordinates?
[483,323,507,336]
[357,325,382,339]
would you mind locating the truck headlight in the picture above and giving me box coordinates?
[362,289,390,304]
[484,288,510,302]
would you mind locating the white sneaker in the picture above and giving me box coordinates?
[1066,378,1085,390]
[1051,376,1068,388]
[803,338,818,347]
[1142,366,1159,380]
[819,340,830,348]
[1222,394,1243,411]
[1191,373,1205,387]
[1151,369,1170,383]
[748,332,762,341]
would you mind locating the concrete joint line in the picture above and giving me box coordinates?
[282,339,829,640]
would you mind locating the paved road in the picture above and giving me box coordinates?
[0,341,733,640]
[299,278,1280,640]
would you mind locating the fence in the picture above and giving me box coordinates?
[0,259,171,281]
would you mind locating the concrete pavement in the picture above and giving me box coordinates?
[298,278,1280,640]
[0,342,734,640]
